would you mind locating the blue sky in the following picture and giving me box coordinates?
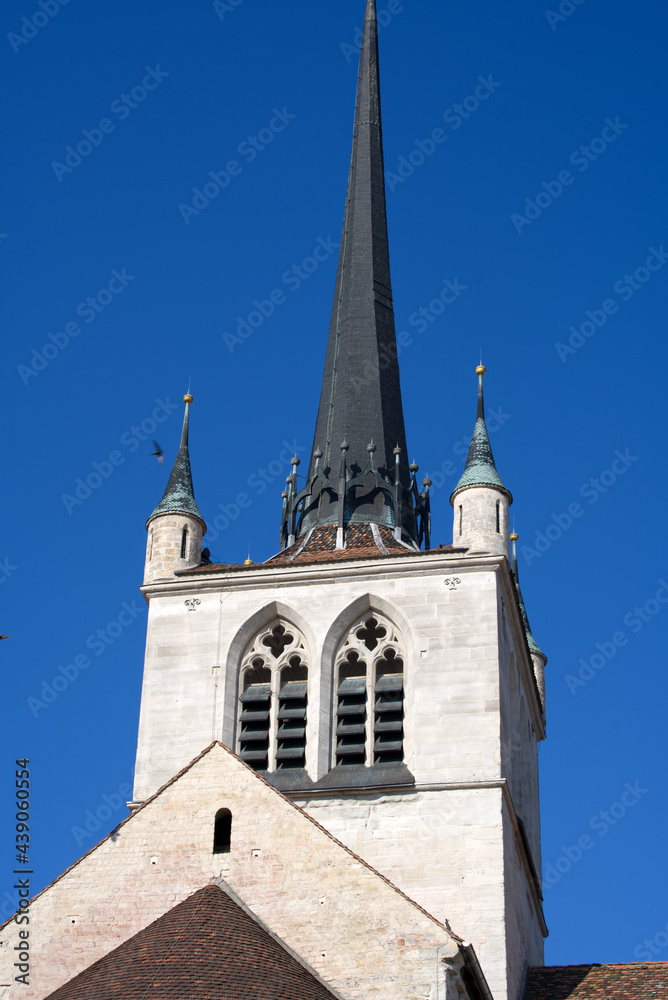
[2,0,667,971]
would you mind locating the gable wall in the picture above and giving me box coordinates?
[0,746,459,1000]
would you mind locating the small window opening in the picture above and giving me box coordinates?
[276,656,308,769]
[238,661,271,770]
[374,649,405,765]
[213,808,232,854]
[355,617,387,651]
[496,501,500,533]
[180,526,188,559]
[336,651,367,766]
[459,505,463,536]
[262,624,294,658]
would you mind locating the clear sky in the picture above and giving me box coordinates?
[2,0,667,972]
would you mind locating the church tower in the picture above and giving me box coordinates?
[131,3,548,998]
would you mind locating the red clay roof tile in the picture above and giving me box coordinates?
[45,883,338,1000]
[525,963,668,999]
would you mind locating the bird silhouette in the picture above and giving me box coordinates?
[0,634,11,640]
[150,441,164,465]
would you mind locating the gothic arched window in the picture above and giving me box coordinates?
[237,621,309,772]
[334,614,406,768]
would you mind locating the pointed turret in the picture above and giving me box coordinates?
[454,365,508,495]
[511,532,547,715]
[144,394,206,584]
[451,366,512,558]
[147,394,204,526]
[282,0,428,551]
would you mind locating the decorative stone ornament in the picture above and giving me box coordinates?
[185,598,201,611]
[444,577,462,591]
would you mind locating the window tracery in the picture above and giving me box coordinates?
[334,613,406,767]
[237,621,309,772]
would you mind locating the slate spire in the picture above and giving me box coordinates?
[289,0,423,548]
[511,533,544,657]
[147,394,205,528]
[452,366,509,498]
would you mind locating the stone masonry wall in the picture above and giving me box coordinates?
[0,745,461,1000]
[128,550,546,1000]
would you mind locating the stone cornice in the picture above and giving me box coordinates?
[141,550,507,599]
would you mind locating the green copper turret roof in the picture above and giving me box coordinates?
[511,535,545,658]
[452,367,509,499]
[147,395,205,529]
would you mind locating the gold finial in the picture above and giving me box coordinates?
[244,544,253,566]
[476,365,486,376]
[183,393,193,404]
[510,532,519,542]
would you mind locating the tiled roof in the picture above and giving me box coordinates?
[180,526,463,575]
[525,963,668,999]
[45,883,338,1000]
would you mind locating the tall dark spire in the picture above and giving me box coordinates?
[452,366,510,499]
[147,394,205,528]
[283,0,426,550]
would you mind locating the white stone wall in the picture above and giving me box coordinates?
[0,746,465,1000]
[297,788,507,997]
[143,512,204,584]
[451,485,511,561]
[131,550,546,1000]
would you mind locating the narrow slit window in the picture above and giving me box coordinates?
[374,648,404,765]
[459,505,463,535]
[276,656,308,769]
[238,660,271,771]
[336,651,367,766]
[213,809,232,854]
[496,501,500,533]
[180,526,188,559]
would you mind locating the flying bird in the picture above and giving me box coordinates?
[150,441,164,465]
[0,635,11,640]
